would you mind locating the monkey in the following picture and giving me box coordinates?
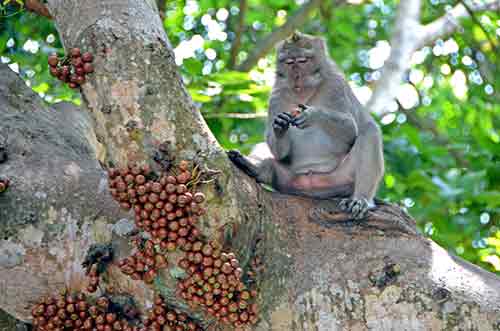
[227,32,384,220]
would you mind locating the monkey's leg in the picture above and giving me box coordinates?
[227,150,275,185]
[338,122,384,220]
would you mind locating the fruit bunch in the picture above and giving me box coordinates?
[0,176,9,193]
[176,241,259,329]
[48,48,94,89]
[107,160,260,328]
[118,238,168,284]
[31,292,140,331]
[142,295,203,331]
[108,161,205,252]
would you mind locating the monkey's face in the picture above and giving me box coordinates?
[276,33,324,96]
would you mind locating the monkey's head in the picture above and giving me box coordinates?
[276,31,327,95]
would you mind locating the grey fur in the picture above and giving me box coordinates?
[228,32,384,220]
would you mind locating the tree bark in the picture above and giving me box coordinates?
[0,1,499,330]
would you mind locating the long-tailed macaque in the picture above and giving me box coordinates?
[228,32,384,219]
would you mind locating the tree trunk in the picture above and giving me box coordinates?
[0,1,499,330]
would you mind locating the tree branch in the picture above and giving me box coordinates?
[24,0,52,18]
[367,0,500,115]
[228,0,248,69]
[235,0,322,72]
[366,0,421,115]
[416,0,500,50]
[456,0,498,55]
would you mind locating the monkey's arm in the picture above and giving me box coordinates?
[351,120,384,200]
[267,129,291,161]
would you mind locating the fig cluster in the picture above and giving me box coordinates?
[107,161,260,328]
[177,241,259,329]
[31,292,139,331]
[143,295,202,331]
[0,176,9,193]
[108,162,205,253]
[118,238,168,284]
[48,48,94,89]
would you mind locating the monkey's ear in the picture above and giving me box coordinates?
[285,30,302,44]
[291,30,301,42]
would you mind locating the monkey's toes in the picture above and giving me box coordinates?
[338,198,370,220]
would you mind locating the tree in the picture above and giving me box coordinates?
[0,0,499,330]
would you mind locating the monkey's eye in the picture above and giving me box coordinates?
[297,57,307,63]
[285,58,295,64]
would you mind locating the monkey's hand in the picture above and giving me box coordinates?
[293,104,320,129]
[338,198,372,220]
[273,112,294,136]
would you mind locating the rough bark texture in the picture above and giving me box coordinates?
[0,1,499,330]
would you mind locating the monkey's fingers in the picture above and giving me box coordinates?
[273,118,290,129]
[293,116,310,129]
[273,123,287,132]
[277,112,294,122]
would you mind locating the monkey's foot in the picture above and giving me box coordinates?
[338,198,371,220]
[227,150,259,179]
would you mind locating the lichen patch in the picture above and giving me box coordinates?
[111,80,143,117]
[0,240,25,268]
[150,115,176,145]
[19,225,44,248]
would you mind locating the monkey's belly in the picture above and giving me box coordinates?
[280,171,354,198]
[289,127,351,174]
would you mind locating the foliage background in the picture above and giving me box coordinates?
[0,0,499,274]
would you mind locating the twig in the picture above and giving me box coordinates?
[366,0,421,114]
[229,0,248,69]
[416,0,500,50]
[458,0,499,57]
